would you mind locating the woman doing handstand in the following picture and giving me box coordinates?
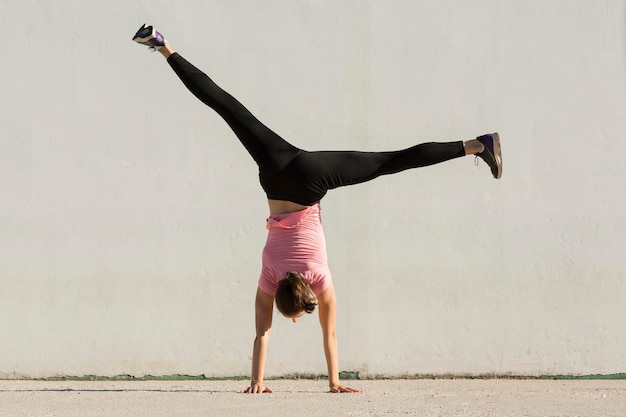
[133,25,503,394]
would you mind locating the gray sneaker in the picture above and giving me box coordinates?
[476,133,502,179]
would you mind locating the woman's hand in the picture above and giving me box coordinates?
[329,383,362,393]
[243,383,273,394]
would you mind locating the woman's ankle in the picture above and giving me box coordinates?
[463,139,485,155]
[158,43,175,59]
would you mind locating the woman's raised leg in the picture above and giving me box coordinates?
[133,25,299,171]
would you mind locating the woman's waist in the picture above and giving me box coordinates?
[261,260,330,275]
[262,246,327,263]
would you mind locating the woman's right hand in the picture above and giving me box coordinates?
[243,383,273,394]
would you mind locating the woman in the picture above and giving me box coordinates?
[132,24,502,394]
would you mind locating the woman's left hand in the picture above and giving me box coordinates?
[329,384,362,393]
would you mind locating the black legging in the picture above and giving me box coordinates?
[168,53,466,206]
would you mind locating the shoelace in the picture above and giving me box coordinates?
[474,143,487,166]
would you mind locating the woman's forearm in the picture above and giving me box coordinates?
[246,288,275,394]
[251,333,270,384]
[323,331,340,388]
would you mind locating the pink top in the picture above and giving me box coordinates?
[258,204,332,296]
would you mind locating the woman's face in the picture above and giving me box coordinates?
[289,311,305,323]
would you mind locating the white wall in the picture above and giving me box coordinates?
[1,0,625,379]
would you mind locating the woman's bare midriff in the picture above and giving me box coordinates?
[268,199,311,215]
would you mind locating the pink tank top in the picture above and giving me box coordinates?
[258,204,332,296]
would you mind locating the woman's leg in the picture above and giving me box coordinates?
[326,138,485,185]
[277,134,499,205]
[157,43,300,171]
[306,141,469,189]
[272,141,467,205]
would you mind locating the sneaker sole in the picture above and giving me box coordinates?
[492,132,502,179]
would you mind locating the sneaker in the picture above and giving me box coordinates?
[476,133,502,179]
[132,24,166,51]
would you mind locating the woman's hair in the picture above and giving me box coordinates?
[275,272,317,317]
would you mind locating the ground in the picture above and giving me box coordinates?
[1,379,624,417]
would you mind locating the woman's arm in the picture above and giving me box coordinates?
[317,284,361,393]
[244,287,275,394]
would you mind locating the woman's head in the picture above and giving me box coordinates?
[275,271,317,319]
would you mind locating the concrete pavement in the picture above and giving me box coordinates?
[1,379,624,417]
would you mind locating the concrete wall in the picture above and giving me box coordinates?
[1,0,625,379]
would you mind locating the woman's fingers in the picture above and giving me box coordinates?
[242,385,273,394]
[330,385,362,393]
